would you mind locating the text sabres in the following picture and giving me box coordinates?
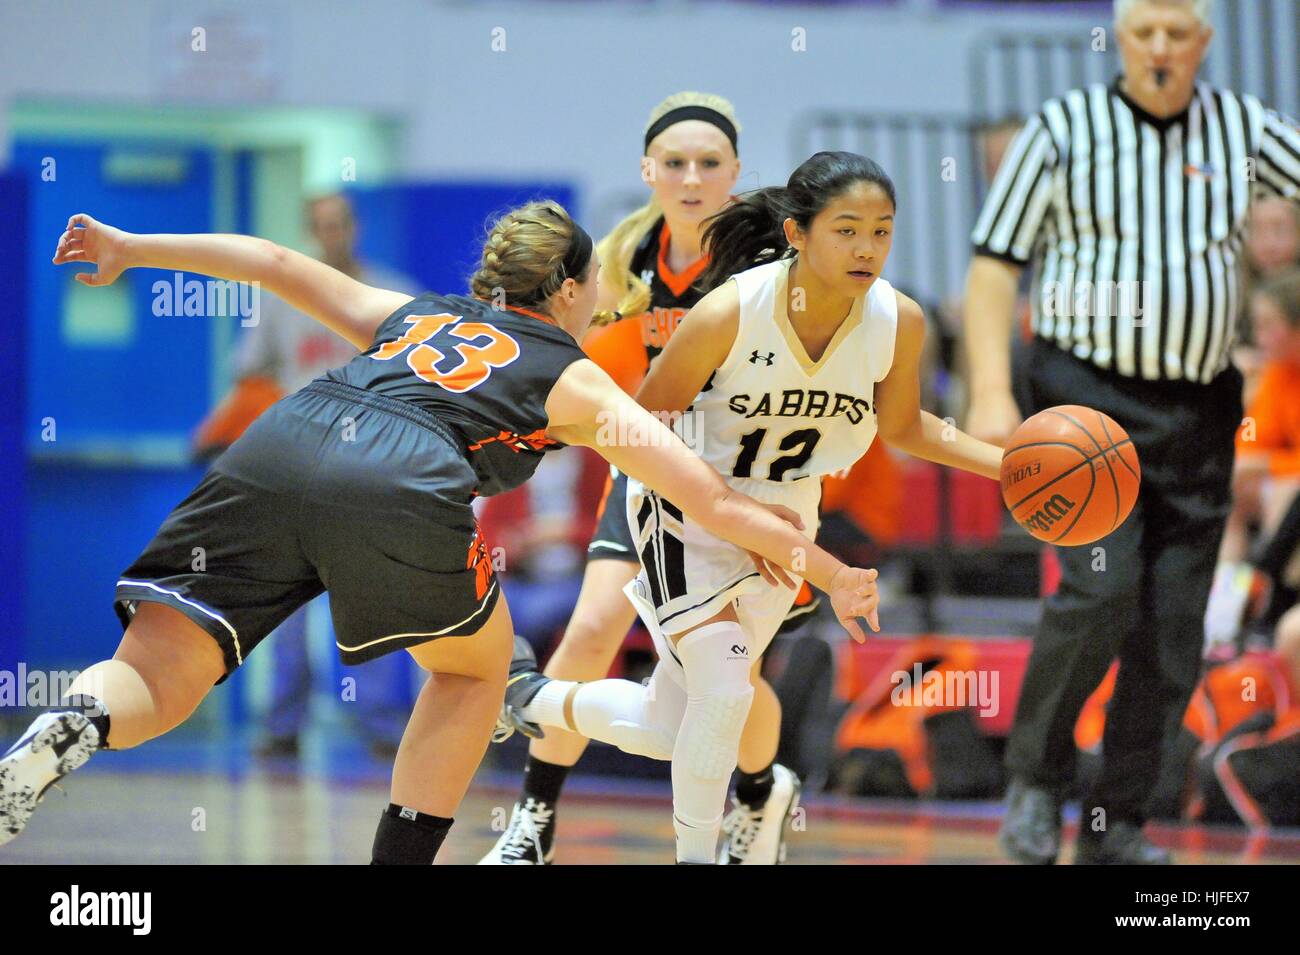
[727,389,876,423]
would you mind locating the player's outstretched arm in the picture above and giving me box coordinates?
[876,291,1003,482]
[51,213,412,350]
[547,358,880,641]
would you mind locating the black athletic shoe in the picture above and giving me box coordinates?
[1074,821,1172,865]
[492,636,550,743]
[477,798,556,864]
[998,778,1062,865]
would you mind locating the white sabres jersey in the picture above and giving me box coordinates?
[677,257,898,484]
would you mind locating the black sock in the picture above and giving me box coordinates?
[522,755,571,806]
[735,764,775,806]
[370,804,453,865]
[57,694,111,750]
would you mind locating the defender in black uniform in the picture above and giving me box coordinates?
[117,294,585,674]
[2,204,880,865]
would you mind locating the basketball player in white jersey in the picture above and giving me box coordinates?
[499,151,1005,864]
[483,92,813,866]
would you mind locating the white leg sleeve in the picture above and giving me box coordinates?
[670,621,755,864]
[569,663,686,762]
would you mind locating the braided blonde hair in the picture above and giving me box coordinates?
[470,200,588,312]
[594,91,741,324]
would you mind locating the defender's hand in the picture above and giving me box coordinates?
[52,213,131,287]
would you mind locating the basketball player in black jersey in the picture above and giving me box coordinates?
[0,202,879,864]
[483,93,813,866]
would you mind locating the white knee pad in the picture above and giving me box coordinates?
[673,621,755,781]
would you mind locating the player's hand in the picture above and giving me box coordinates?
[52,213,131,287]
[965,388,1022,447]
[827,565,880,644]
[746,503,805,589]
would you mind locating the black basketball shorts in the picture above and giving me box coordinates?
[114,380,499,682]
[586,467,638,563]
[585,466,824,627]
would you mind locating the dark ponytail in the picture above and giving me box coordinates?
[700,188,797,292]
[700,150,896,291]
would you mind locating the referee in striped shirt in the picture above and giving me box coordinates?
[964,0,1300,864]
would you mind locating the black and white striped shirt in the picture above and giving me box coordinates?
[971,78,1300,384]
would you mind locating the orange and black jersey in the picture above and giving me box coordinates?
[325,292,587,496]
[628,217,711,363]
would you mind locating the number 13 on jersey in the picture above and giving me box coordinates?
[371,313,521,393]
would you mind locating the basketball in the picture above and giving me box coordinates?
[1000,405,1141,546]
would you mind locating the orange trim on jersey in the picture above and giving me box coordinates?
[467,427,557,454]
[467,524,493,600]
[593,472,616,522]
[655,220,710,298]
[472,297,560,327]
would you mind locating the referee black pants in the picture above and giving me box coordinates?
[1007,336,1243,824]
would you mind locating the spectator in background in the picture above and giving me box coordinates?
[1232,197,1300,404]
[1242,197,1300,315]
[1206,269,1300,656]
[194,193,419,760]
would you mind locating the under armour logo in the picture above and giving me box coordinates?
[730,644,749,656]
[749,350,775,365]
[641,269,655,286]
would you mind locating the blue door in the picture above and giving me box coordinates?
[14,140,219,669]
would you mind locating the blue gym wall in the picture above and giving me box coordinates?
[0,171,28,677]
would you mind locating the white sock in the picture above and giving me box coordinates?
[518,680,578,731]
[571,677,678,761]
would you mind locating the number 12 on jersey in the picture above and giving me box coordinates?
[732,427,822,481]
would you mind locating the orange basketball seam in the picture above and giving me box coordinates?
[1092,411,1133,532]
[1096,412,1140,480]
[1043,407,1123,533]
